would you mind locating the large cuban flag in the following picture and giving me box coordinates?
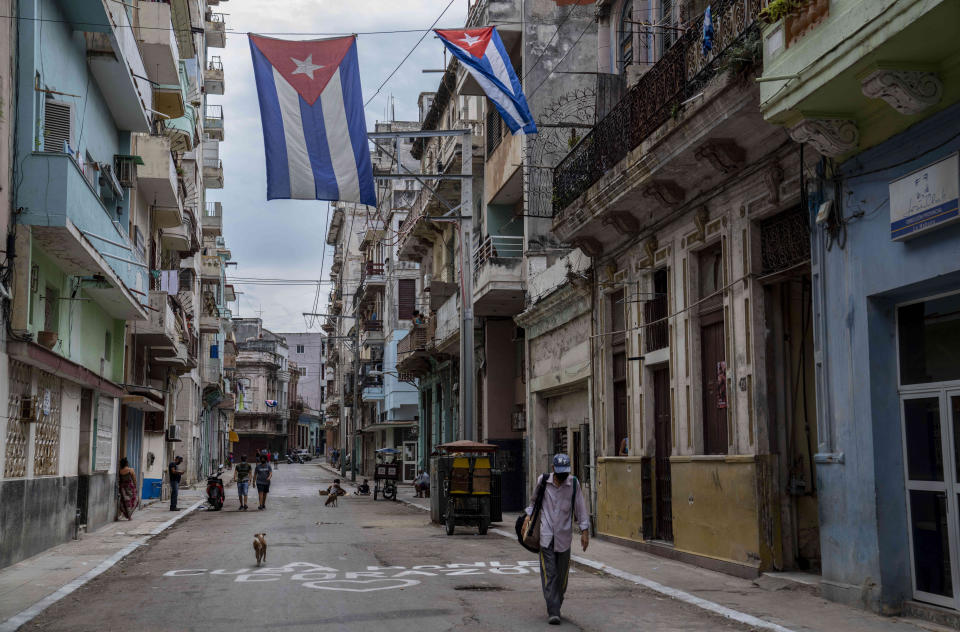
[435,27,537,135]
[248,34,376,206]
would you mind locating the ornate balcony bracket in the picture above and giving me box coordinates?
[860,68,943,116]
[694,139,745,174]
[570,236,603,259]
[693,207,709,243]
[601,211,640,235]
[642,180,685,208]
[764,162,784,204]
[788,118,859,157]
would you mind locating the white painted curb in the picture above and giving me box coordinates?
[0,500,203,632]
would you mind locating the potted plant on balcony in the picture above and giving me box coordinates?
[759,0,829,49]
[37,330,58,349]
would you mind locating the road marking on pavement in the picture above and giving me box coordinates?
[489,528,796,632]
[0,500,203,632]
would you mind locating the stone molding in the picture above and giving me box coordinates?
[788,118,859,157]
[861,69,943,116]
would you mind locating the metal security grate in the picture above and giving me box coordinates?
[4,361,32,477]
[760,207,810,275]
[34,371,62,476]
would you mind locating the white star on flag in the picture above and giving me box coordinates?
[459,34,481,47]
[290,54,324,80]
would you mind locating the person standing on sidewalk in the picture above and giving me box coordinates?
[168,456,184,511]
[254,455,272,510]
[233,455,252,511]
[524,454,590,625]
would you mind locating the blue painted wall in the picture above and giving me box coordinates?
[815,101,960,611]
[384,331,418,420]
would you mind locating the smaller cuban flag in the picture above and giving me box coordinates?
[435,27,537,135]
[265,400,278,408]
[248,34,376,206]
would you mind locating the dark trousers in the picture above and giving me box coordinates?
[538,539,571,617]
[170,480,180,510]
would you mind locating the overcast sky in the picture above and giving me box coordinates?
[213,1,468,333]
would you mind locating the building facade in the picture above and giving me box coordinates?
[232,318,290,457]
[0,0,233,569]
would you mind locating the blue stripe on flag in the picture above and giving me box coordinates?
[339,43,377,206]
[249,40,290,199]
[298,97,340,200]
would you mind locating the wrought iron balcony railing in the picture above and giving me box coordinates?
[552,0,762,216]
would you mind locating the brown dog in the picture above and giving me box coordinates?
[253,533,267,566]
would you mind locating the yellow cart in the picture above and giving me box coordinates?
[437,441,495,536]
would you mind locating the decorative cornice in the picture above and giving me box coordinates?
[861,69,942,115]
[694,139,745,174]
[789,118,859,157]
[515,283,590,337]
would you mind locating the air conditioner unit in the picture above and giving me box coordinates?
[114,155,138,189]
[166,424,182,442]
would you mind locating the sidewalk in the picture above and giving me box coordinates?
[315,464,948,632]
[0,485,207,632]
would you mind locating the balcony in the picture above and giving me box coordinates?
[83,1,152,132]
[760,0,960,158]
[202,202,223,235]
[425,279,457,311]
[137,135,182,226]
[205,11,226,48]
[136,291,179,348]
[551,0,771,250]
[205,56,225,95]
[473,235,524,316]
[161,211,196,253]
[200,255,222,281]
[16,153,147,319]
[136,1,180,85]
[362,383,384,401]
[204,105,224,141]
[362,261,385,285]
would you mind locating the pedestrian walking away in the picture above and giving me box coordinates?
[117,457,138,520]
[254,455,272,510]
[168,456,184,511]
[524,453,590,625]
[233,454,253,510]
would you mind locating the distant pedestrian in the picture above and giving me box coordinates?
[255,455,272,510]
[414,469,430,497]
[233,455,252,511]
[524,454,590,625]
[168,456,184,511]
[273,451,280,469]
[117,457,138,520]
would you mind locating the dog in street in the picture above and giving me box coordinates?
[322,479,346,507]
[253,532,267,566]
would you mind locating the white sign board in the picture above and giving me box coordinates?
[890,152,959,240]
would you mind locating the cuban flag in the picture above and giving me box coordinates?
[248,34,376,206]
[435,27,537,135]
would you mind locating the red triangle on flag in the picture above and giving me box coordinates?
[435,28,493,59]
[249,34,354,105]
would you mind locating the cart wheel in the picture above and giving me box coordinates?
[446,512,455,536]
[384,483,397,501]
[478,519,488,535]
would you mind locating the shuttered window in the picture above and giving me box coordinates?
[397,278,415,320]
[43,101,72,153]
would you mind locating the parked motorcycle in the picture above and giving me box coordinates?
[286,453,295,464]
[206,466,225,510]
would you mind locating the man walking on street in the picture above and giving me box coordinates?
[233,454,252,510]
[168,456,184,511]
[524,454,590,625]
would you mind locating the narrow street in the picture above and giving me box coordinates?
[24,464,748,632]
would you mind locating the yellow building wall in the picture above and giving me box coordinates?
[596,457,646,541]
[670,455,781,571]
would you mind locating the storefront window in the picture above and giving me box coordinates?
[898,293,960,385]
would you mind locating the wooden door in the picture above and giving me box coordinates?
[653,367,673,542]
[701,317,727,454]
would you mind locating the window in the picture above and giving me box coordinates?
[298,367,308,377]
[618,1,634,73]
[296,344,305,354]
[610,289,628,455]
[43,100,72,153]
[898,293,960,385]
[398,278,416,321]
[659,0,676,58]
[44,285,59,334]
[644,268,668,352]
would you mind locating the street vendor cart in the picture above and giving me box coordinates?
[435,441,496,535]
[374,447,400,501]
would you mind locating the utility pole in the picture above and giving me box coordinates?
[458,130,475,442]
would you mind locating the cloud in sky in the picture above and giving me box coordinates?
[213,0,467,332]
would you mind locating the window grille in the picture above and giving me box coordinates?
[34,371,62,476]
[760,207,810,275]
[4,361,32,477]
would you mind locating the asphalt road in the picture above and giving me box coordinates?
[24,465,751,631]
